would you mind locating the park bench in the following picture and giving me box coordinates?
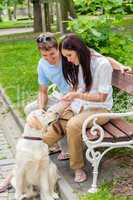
[82,68,133,193]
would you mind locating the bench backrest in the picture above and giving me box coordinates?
[112,70,133,95]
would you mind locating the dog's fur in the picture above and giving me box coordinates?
[12,110,59,200]
[27,100,70,131]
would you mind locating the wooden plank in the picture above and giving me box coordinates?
[86,117,133,142]
[103,122,132,140]
[86,128,114,142]
[110,118,133,137]
[112,70,133,95]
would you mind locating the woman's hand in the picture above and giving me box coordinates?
[61,92,78,101]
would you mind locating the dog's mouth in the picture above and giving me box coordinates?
[46,112,60,126]
[27,110,60,131]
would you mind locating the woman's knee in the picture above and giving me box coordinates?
[66,118,82,135]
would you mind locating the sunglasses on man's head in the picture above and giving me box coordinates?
[36,35,54,43]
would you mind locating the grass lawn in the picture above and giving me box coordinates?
[0,39,39,113]
[0,19,33,29]
[80,184,133,200]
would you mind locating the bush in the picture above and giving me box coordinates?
[74,0,133,15]
[68,15,132,65]
[68,15,113,51]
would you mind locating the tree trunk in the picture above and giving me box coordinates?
[13,4,17,20]
[32,0,42,32]
[8,8,12,21]
[60,0,69,33]
[67,0,76,19]
[49,2,54,25]
[56,0,60,32]
[56,0,64,34]
[0,10,2,22]
[44,2,51,31]
[28,0,32,18]
[40,2,46,32]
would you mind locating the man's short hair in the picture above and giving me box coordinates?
[36,33,58,51]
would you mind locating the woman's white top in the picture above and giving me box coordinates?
[70,49,113,113]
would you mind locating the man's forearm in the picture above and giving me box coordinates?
[37,92,48,109]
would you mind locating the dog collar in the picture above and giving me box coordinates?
[23,136,43,141]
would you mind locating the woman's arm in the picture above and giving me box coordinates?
[107,57,132,73]
[61,91,108,103]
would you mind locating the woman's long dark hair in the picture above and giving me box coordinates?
[59,33,92,91]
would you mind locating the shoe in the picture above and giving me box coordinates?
[0,183,12,193]
[57,152,69,161]
[74,170,87,183]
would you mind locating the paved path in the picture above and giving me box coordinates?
[0,27,33,36]
[0,96,17,199]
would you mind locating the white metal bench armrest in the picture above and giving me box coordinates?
[82,111,133,147]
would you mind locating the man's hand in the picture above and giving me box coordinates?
[119,65,132,74]
[107,57,132,74]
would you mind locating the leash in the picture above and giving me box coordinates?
[23,136,43,141]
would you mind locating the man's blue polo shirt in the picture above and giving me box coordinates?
[38,58,70,94]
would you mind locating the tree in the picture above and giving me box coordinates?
[0,0,4,21]
[27,0,32,18]
[44,2,51,31]
[32,0,42,32]
[56,0,76,34]
[2,0,24,20]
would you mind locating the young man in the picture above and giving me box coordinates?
[24,33,71,160]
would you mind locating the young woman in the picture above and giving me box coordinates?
[57,33,113,182]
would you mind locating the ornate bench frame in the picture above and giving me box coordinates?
[82,69,133,193]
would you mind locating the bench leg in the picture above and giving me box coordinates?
[86,149,101,193]
[88,162,99,193]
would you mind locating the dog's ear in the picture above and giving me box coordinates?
[27,116,43,130]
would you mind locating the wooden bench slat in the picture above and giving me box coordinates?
[86,117,133,142]
[103,122,132,139]
[103,130,117,142]
[112,70,133,95]
[86,129,115,142]
[110,118,133,137]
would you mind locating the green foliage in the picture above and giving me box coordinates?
[74,0,133,15]
[100,32,133,66]
[68,15,116,51]
[112,88,133,112]
[3,0,24,6]
[80,182,133,200]
[68,15,133,67]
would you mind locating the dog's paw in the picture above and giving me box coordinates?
[52,192,59,199]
